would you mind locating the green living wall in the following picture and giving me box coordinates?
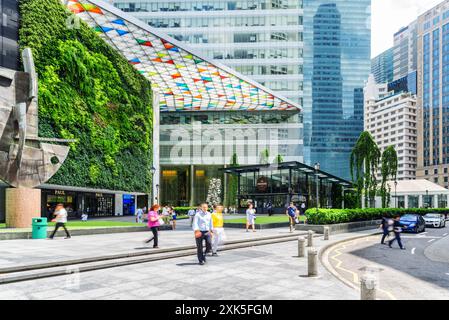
[19,0,153,193]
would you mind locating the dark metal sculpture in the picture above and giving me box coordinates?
[0,48,72,188]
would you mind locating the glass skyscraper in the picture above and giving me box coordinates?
[371,48,394,84]
[109,0,304,106]
[416,0,449,188]
[303,0,371,180]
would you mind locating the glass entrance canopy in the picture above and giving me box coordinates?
[66,0,300,113]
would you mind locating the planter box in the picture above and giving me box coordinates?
[224,222,290,230]
[295,220,381,234]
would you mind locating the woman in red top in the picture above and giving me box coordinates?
[144,204,161,248]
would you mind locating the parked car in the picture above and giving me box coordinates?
[423,213,446,228]
[399,214,426,233]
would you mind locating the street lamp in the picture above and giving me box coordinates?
[394,180,398,208]
[314,163,320,213]
[156,184,160,204]
[425,189,429,208]
[150,166,156,205]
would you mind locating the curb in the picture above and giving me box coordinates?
[318,231,382,290]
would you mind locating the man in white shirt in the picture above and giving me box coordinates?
[192,203,213,265]
[49,203,71,239]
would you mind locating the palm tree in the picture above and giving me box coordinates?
[260,148,270,164]
[380,146,398,208]
[350,131,381,208]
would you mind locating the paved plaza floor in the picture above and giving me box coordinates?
[0,237,360,300]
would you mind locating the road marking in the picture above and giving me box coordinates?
[428,239,436,243]
[411,248,416,255]
[446,273,449,276]
[329,238,397,300]
[443,233,448,237]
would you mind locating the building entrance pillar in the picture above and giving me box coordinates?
[190,165,195,207]
[5,187,41,228]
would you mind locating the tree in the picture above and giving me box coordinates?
[350,131,381,208]
[260,148,270,164]
[225,153,239,207]
[380,146,398,208]
[206,178,222,207]
[274,154,284,164]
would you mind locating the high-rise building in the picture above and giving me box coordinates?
[393,21,418,81]
[364,75,418,181]
[416,0,449,189]
[0,0,19,70]
[303,0,371,180]
[371,48,394,84]
[109,0,304,107]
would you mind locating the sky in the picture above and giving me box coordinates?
[371,0,443,57]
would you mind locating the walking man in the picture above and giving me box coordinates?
[211,204,226,256]
[49,203,71,239]
[388,215,406,250]
[136,207,144,223]
[193,202,214,265]
[380,216,392,245]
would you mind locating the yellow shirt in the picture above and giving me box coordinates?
[212,212,224,228]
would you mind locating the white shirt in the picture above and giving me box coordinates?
[55,208,68,223]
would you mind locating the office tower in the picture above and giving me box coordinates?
[416,0,449,189]
[303,0,371,180]
[364,75,418,181]
[0,0,19,70]
[110,0,304,107]
[393,21,418,81]
[371,48,394,84]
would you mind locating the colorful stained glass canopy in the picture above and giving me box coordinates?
[65,0,301,113]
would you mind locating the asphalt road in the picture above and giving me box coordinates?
[327,224,449,300]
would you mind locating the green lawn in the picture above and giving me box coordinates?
[226,215,306,225]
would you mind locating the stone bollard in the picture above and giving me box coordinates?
[298,237,306,258]
[307,230,314,247]
[307,247,318,277]
[360,274,378,300]
[323,227,330,240]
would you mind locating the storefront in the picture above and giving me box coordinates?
[222,162,353,214]
[41,187,115,219]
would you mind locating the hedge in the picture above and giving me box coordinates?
[19,0,153,193]
[173,207,196,216]
[305,208,449,225]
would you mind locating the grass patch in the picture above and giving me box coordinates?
[225,215,306,225]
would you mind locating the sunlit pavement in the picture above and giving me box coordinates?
[0,229,377,300]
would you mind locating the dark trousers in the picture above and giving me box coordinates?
[388,232,403,249]
[50,222,70,238]
[145,227,159,247]
[381,229,389,244]
[195,231,212,263]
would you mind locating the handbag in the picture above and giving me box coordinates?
[158,218,164,225]
[294,218,300,224]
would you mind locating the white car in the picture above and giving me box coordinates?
[423,213,446,228]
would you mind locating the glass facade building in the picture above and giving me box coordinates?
[417,0,449,188]
[371,48,394,84]
[303,0,371,180]
[0,0,19,70]
[110,0,304,106]
[68,0,305,207]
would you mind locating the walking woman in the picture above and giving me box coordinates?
[211,204,226,256]
[246,202,256,232]
[144,204,161,248]
[170,206,177,230]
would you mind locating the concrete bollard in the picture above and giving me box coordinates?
[298,237,306,257]
[360,275,378,300]
[307,247,318,277]
[307,230,314,247]
[323,227,330,240]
